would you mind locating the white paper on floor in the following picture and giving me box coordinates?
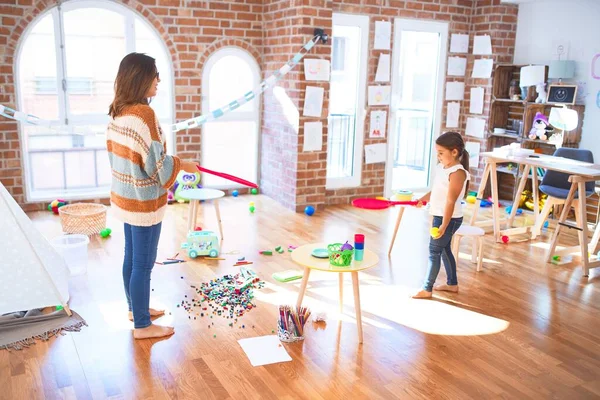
[238,335,292,367]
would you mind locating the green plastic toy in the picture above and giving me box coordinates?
[100,228,112,238]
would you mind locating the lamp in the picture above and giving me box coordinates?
[520,65,546,101]
[548,106,578,148]
[548,60,575,83]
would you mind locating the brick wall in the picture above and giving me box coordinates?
[0,0,518,212]
[0,0,263,211]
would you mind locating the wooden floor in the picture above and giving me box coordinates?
[3,195,600,399]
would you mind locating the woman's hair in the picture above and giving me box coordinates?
[108,53,157,118]
[436,131,470,193]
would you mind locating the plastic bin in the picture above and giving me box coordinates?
[51,234,90,276]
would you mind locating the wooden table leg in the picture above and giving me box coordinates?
[351,271,363,344]
[547,181,577,262]
[508,164,530,228]
[388,207,405,256]
[187,201,196,232]
[214,199,224,240]
[489,162,501,242]
[296,267,311,308]
[532,166,540,226]
[470,162,491,226]
[577,181,591,276]
[339,273,344,313]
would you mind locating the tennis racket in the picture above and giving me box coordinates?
[196,166,258,188]
[351,198,426,210]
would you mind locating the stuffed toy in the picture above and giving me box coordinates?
[528,112,553,140]
[535,82,547,104]
[172,170,202,203]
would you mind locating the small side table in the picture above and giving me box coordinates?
[291,243,379,344]
[178,188,225,239]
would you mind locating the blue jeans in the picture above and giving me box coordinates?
[123,222,162,329]
[423,216,463,292]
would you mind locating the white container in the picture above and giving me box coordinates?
[51,234,90,276]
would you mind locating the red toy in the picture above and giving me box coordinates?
[351,198,426,210]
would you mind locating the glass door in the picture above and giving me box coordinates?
[386,19,448,196]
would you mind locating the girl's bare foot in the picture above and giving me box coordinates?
[128,308,165,321]
[411,290,433,299]
[434,284,459,293]
[133,324,175,339]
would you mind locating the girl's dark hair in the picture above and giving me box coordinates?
[108,53,157,118]
[436,131,470,193]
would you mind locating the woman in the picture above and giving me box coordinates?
[106,53,198,339]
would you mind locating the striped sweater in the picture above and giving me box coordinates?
[106,104,180,227]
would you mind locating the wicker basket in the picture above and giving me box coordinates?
[58,203,107,236]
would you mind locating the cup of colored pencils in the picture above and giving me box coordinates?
[277,305,311,343]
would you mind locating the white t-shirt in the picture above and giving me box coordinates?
[428,163,470,218]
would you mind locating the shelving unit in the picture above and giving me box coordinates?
[488,64,586,201]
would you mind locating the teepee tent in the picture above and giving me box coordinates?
[0,182,70,316]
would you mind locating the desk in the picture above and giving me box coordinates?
[472,151,600,276]
[178,189,225,238]
[292,243,379,343]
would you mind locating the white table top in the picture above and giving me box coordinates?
[481,151,600,179]
[291,243,379,273]
[178,188,225,201]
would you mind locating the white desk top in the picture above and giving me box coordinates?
[178,188,225,201]
[481,152,600,179]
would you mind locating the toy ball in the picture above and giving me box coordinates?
[304,205,315,216]
[543,220,549,228]
[100,228,112,238]
[195,226,202,231]
[501,235,509,244]
[430,227,440,238]
[251,188,258,195]
[232,190,239,197]
[466,195,476,204]
[249,205,256,213]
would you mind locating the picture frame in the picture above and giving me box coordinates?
[546,84,578,105]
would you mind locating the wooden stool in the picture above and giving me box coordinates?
[452,225,485,272]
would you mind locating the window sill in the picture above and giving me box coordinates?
[26,188,110,204]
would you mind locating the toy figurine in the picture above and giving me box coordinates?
[172,171,201,203]
[528,112,553,140]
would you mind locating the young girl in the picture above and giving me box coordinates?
[412,131,470,299]
[106,53,199,339]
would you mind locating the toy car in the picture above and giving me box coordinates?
[181,230,219,258]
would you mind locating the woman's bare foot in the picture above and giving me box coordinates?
[128,308,165,321]
[133,323,175,339]
[411,290,433,299]
[434,284,459,293]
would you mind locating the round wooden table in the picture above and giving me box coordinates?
[291,243,379,343]
[178,188,225,238]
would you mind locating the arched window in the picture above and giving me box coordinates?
[201,47,260,189]
[16,0,174,201]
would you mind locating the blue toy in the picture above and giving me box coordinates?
[543,220,549,228]
[232,190,239,197]
[505,206,523,215]
[304,205,315,216]
[181,230,219,258]
[173,171,202,203]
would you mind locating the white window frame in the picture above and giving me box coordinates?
[201,47,261,190]
[15,0,175,202]
[384,18,448,197]
[326,13,369,190]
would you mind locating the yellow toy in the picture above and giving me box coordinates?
[466,195,476,204]
[430,227,440,238]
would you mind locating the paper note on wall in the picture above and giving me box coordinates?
[304,59,330,81]
[369,110,387,138]
[303,121,323,151]
[368,86,391,106]
[469,87,485,114]
[446,102,460,128]
[447,57,467,76]
[450,34,469,53]
[303,86,324,117]
[465,141,481,168]
[466,117,486,139]
[374,21,391,50]
[375,54,391,82]
[473,35,492,55]
[472,59,493,78]
[445,82,465,101]
[365,143,387,164]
